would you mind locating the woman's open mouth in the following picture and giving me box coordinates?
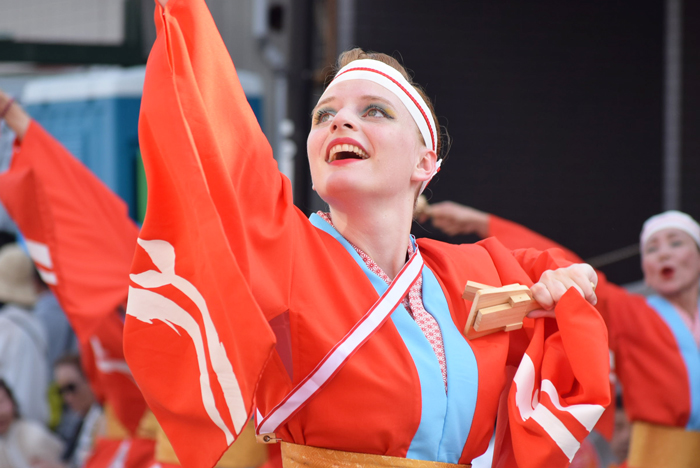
[327,143,369,163]
[661,266,675,279]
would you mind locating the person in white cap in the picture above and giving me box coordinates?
[0,243,50,425]
[418,202,700,468]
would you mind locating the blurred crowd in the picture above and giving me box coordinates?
[0,243,101,468]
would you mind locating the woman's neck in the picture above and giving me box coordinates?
[329,198,414,279]
[665,285,700,320]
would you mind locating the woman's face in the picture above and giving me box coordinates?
[0,387,15,435]
[642,228,700,298]
[306,79,434,208]
[55,363,95,417]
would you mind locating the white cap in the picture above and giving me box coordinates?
[640,210,700,249]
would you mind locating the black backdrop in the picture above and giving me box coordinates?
[682,0,700,233]
[347,0,692,285]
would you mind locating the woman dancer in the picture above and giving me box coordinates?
[419,201,700,467]
[125,1,610,467]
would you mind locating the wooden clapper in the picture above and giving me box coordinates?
[463,281,541,339]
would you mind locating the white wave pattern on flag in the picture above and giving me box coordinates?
[513,354,604,462]
[89,336,133,379]
[25,239,57,285]
[127,238,247,442]
[127,287,234,443]
[106,440,132,468]
[25,239,53,268]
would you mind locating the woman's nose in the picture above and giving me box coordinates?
[658,246,672,259]
[331,110,356,132]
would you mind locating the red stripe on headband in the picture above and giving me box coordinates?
[335,67,436,151]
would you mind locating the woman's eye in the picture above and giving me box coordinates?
[365,106,389,118]
[313,109,334,124]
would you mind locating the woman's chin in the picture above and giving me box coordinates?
[652,280,685,298]
[318,179,374,203]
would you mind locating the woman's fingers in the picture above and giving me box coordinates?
[528,264,598,319]
[526,308,556,319]
[564,263,598,305]
[530,282,554,310]
[582,266,599,305]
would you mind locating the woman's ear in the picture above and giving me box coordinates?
[412,147,438,183]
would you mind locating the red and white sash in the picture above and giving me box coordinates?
[256,248,425,440]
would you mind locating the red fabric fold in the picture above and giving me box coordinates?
[0,121,146,434]
[124,1,276,467]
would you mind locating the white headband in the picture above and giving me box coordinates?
[324,58,441,193]
[640,210,700,249]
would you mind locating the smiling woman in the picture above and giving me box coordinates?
[416,204,700,467]
[124,1,611,467]
[305,56,442,277]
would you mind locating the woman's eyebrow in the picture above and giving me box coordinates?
[314,94,395,111]
[360,95,394,106]
[314,96,335,109]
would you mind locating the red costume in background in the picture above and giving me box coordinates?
[489,215,700,467]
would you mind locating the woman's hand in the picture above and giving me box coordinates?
[528,263,598,318]
[0,88,30,140]
[418,199,490,238]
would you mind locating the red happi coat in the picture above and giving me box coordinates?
[123,1,610,467]
[489,215,700,433]
[0,122,154,467]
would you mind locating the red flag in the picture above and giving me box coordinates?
[85,438,156,468]
[0,122,138,337]
[0,121,147,433]
[123,1,275,467]
[497,289,610,467]
[81,311,148,433]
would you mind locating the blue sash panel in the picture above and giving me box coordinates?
[647,295,700,430]
[420,267,478,462]
[309,213,478,463]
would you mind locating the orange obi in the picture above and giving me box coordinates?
[280,443,471,468]
[156,419,267,468]
[627,421,700,468]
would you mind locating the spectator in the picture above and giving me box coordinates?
[53,355,102,468]
[31,274,78,376]
[31,272,79,438]
[0,378,64,468]
[0,244,49,424]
